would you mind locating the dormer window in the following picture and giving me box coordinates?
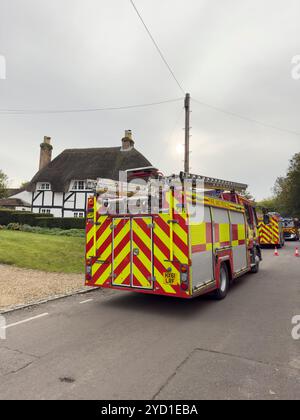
[72,180,86,191]
[37,182,51,191]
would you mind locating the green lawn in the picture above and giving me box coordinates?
[0,230,85,273]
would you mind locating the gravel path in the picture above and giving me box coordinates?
[0,264,88,312]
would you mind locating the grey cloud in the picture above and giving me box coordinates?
[0,0,299,199]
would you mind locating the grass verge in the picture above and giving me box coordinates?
[0,230,85,273]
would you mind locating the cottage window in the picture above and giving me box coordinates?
[38,182,51,191]
[73,181,85,191]
[41,209,51,214]
[74,212,84,218]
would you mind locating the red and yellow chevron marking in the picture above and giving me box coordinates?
[132,218,153,289]
[86,221,95,259]
[283,227,298,235]
[164,191,189,264]
[112,218,131,286]
[258,216,280,245]
[153,214,177,295]
[173,213,189,264]
[86,191,190,296]
[92,216,114,286]
[153,214,189,296]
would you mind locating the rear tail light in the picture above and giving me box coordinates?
[180,265,189,290]
[86,261,92,281]
[87,197,95,223]
[87,197,94,213]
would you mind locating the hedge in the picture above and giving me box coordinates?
[0,209,12,225]
[13,212,54,225]
[0,209,84,229]
[35,217,85,230]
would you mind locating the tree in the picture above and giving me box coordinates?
[0,170,8,198]
[274,153,300,217]
[256,196,281,214]
[20,181,30,190]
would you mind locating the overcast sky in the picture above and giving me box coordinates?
[0,0,299,199]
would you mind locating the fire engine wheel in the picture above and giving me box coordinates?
[250,249,260,273]
[213,264,229,300]
[250,259,260,273]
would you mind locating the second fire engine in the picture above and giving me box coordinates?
[258,212,285,248]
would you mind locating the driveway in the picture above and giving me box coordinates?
[0,264,86,311]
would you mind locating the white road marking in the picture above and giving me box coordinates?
[4,313,49,329]
[79,299,94,304]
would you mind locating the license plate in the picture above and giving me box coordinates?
[163,272,178,285]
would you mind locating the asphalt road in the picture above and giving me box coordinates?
[0,241,299,400]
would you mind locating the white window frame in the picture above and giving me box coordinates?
[74,212,84,218]
[38,182,51,191]
[41,208,51,215]
[72,180,86,191]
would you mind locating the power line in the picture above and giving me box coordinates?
[192,97,300,137]
[129,0,185,95]
[0,97,183,115]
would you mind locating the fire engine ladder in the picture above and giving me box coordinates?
[161,173,248,261]
[170,172,248,193]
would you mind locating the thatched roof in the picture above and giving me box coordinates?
[28,147,154,192]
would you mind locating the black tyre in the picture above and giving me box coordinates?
[250,248,260,273]
[213,264,230,300]
[250,259,260,273]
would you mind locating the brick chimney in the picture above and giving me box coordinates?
[39,136,53,170]
[121,130,135,151]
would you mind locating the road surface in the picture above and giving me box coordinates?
[0,241,299,400]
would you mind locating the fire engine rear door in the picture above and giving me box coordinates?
[131,217,154,290]
[112,218,131,287]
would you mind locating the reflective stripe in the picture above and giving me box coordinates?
[258,216,281,244]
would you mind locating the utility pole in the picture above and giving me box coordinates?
[184,93,191,174]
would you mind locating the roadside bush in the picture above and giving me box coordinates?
[21,224,44,234]
[0,209,54,226]
[11,212,38,226]
[1,223,85,237]
[0,209,13,225]
[7,223,21,231]
[56,229,85,237]
[35,217,85,230]
[0,209,84,230]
